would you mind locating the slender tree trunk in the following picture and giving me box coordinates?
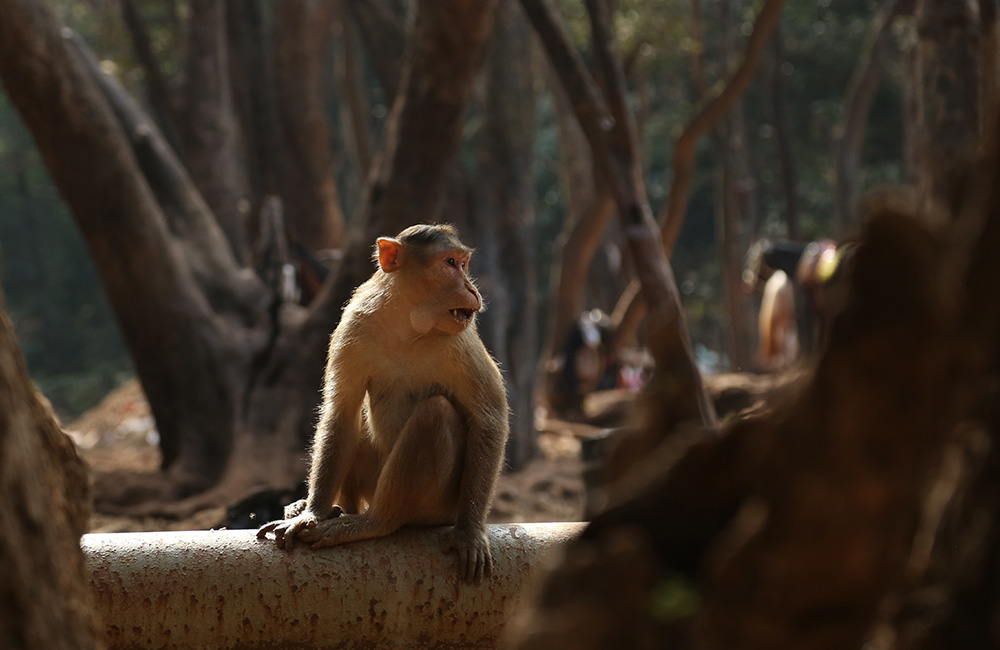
[273,0,346,251]
[523,0,718,432]
[226,0,281,210]
[120,0,183,155]
[915,0,981,216]
[833,0,915,234]
[350,0,408,104]
[336,0,375,211]
[767,29,800,240]
[475,0,539,470]
[0,287,101,650]
[608,0,786,369]
[178,0,250,263]
[659,0,787,257]
[539,64,618,411]
[715,0,753,371]
[981,0,999,138]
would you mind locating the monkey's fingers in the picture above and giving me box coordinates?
[256,519,282,539]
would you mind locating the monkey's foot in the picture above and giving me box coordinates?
[296,514,390,549]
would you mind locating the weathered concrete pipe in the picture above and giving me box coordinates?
[83,522,583,650]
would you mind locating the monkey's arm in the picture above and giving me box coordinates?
[257,337,367,548]
[445,370,510,584]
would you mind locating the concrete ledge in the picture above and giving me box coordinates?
[83,522,584,650]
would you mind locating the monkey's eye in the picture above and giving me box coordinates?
[447,258,457,267]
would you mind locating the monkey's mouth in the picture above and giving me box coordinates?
[449,308,476,322]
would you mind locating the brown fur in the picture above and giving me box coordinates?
[258,224,510,584]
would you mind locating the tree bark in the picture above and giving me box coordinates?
[0,288,101,649]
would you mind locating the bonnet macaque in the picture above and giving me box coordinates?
[258,224,509,584]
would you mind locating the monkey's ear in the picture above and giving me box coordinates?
[376,237,403,273]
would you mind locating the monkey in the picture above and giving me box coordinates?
[257,224,510,585]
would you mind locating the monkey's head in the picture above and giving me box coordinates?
[376,224,483,335]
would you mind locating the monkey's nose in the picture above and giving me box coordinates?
[467,285,482,311]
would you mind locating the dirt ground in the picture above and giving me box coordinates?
[67,379,595,533]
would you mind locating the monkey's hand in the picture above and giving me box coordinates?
[256,506,343,551]
[443,524,493,585]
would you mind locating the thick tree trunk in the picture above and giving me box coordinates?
[475,0,539,470]
[0,289,101,649]
[510,181,1000,648]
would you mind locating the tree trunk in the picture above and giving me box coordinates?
[475,0,539,470]
[335,0,376,214]
[509,179,1000,648]
[226,0,282,212]
[523,0,717,433]
[273,0,346,251]
[539,64,618,412]
[833,0,915,234]
[608,0,787,373]
[915,0,980,216]
[767,29,800,240]
[0,288,101,649]
[981,0,999,138]
[659,0,787,257]
[178,0,250,263]
[715,0,754,371]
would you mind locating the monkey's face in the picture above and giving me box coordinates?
[408,249,482,336]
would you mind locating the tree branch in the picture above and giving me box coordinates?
[658,0,787,256]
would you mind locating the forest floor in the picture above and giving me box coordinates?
[70,372,782,533]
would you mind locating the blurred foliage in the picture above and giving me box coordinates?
[0,0,904,412]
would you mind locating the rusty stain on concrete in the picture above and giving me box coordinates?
[82,522,584,650]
